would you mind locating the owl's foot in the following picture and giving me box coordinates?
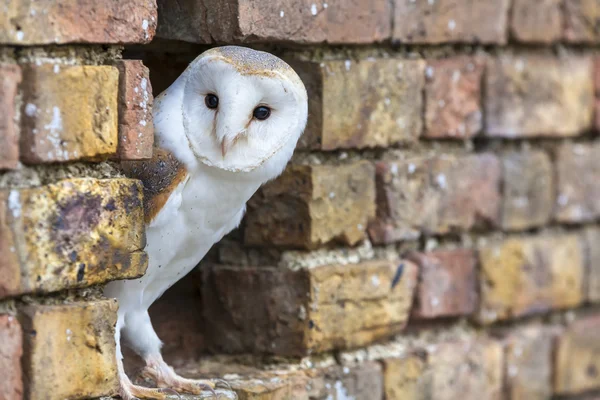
[141,353,230,397]
[118,359,177,400]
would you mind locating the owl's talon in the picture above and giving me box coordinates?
[158,388,181,398]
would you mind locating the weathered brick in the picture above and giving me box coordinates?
[19,300,119,400]
[20,64,119,163]
[503,325,557,400]
[0,64,21,170]
[554,143,600,223]
[113,60,154,160]
[149,269,205,364]
[431,154,501,233]
[0,314,23,400]
[564,0,600,43]
[304,362,384,399]
[245,162,375,249]
[369,154,501,244]
[203,260,417,356]
[290,58,424,150]
[510,0,561,43]
[384,339,503,400]
[0,178,147,299]
[485,55,594,137]
[501,151,554,231]
[582,228,600,303]
[0,0,157,45]
[393,0,510,44]
[409,249,477,319]
[555,316,600,395]
[478,235,585,324]
[424,57,483,139]
[157,0,391,44]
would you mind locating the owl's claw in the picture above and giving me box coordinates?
[214,379,232,390]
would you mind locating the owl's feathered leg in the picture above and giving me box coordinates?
[122,310,227,398]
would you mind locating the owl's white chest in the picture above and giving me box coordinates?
[135,166,261,309]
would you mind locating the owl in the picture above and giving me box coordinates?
[103,46,308,399]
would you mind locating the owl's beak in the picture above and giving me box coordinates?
[220,133,241,158]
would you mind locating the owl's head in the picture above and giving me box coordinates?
[179,46,308,173]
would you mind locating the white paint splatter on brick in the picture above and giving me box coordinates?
[8,191,21,218]
[25,103,37,117]
[311,3,318,15]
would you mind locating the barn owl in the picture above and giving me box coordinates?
[103,46,308,399]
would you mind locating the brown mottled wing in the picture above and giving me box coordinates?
[121,148,188,224]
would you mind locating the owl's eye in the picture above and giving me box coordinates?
[205,94,219,109]
[253,106,271,120]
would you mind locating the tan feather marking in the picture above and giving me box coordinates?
[121,148,188,224]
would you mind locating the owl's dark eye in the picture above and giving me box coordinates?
[253,106,271,120]
[205,94,219,109]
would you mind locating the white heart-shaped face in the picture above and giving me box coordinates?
[181,47,308,173]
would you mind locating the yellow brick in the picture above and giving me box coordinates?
[19,300,119,400]
[0,178,147,298]
[478,234,584,324]
[20,64,119,163]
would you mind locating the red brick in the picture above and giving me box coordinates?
[203,260,417,356]
[408,249,477,319]
[554,143,600,223]
[19,300,119,400]
[290,58,424,150]
[503,325,557,400]
[157,0,391,44]
[478,235,585,324]
[393,0,510,44]
[244,162,375,249]
[485,55,594,138]
[424,57,483,139]
[501,151,554,230]
[368,154,501,244]
[19,64,119,164]
[510,0,561,43]
[0,179,147,299]
[0,0,157,45]
[113,60,154,160]
[555,316,600,395]
[0,64,21,170]
[384,339,504,400]
[0,314,23,400]
[564,0,600,43]
[430,153,501,233]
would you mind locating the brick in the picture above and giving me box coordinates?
[0,178,147,298]
[203,260,417,356]
[503,326,557,400]
[0,315,23,400]
[20,64,119,163]
[554,143,600,223]
[149,269,205,364]
[393,0,510,44]
[0,0,157,45]
[0,64,21,170]
[582,228,600,303]
[423,57,483,139]
[478,235,585,324]
[290,58,424,150]
[431,153,501,233]
[384,339,503,400]
[501,151,554,231]
[408,249,477,319]
[19,300,119,400]
[510,0,561,43]
[304,362,383,399]
[565,0,600,43]
[157,0,390,44]
[485,55,594,138]
[555,316,600,395]
[368,154,501,244]
[114,60,154,160]
[245,162,375,249]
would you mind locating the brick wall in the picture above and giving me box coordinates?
[1,1,600,400]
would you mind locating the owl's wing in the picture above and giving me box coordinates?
[120,147,189,227]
